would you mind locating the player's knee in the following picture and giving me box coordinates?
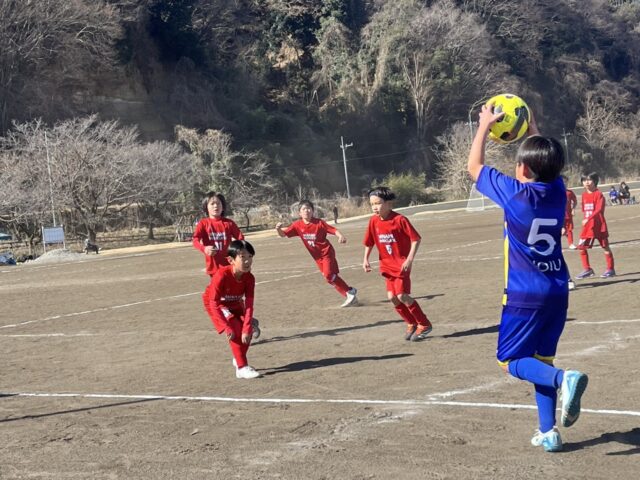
[388,292,400,305]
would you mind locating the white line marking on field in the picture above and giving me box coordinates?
[4,392,639,418]
[573,318,640,325]
[0,333,97,338]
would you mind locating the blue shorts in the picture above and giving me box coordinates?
[496,305,566,364]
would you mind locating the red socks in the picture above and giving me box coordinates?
[394,301,431,327]
[331,275,350,297]
[407,301,432,327]
[580,249,591,270]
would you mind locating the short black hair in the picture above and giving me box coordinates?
[227,239,255,258]
[298,199,314,211]
[515,136,565,183]
[580,172,599,186]
[201,191,227,216]
[367,186,396,201]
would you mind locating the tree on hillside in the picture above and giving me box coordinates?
[127,141,196,239]
[175,126,277,227]
[0,0,123,131]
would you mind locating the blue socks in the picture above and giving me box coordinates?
[508,358,564,388]
[508,358,565,433]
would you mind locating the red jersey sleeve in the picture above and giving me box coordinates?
[322,220,337,235]
[363,217,376,247]
[400,216,421,242]
[192,220,207,253]
[283,222,300,238]
[230,220,245,241]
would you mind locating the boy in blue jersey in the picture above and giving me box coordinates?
[467,102,589,452]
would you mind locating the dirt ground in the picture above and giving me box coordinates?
[1,202,639,479]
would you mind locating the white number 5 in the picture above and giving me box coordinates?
[527,218,557,256]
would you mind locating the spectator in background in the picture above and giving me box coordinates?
[608,186,619,205]
[618,182,631,205]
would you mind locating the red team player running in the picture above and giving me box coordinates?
[575,173,616,279]
[276,200,358,307]
[209,240,261,379]
[193,192,260,338]
[363,187,433,341]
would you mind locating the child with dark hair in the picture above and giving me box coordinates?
[467,102,588,452]
[576,173,616,279]
[193,192,260,339]
[276,200,358,307]
[209,239,261,378]
[363,186,433,342]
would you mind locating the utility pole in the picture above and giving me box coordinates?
[44,132,57,226]
[561,128,571,164]
[340,136,353,198]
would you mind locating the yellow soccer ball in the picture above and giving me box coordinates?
[486,94,530,144]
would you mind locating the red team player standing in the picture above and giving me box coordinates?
[276,200,358,307]
[363,186,433,341]
[575,173,616,279]
[561,176,578,250]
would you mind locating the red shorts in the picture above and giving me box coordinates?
[384,274,411,295]
[578,237,609,249]
[315,256,339,280]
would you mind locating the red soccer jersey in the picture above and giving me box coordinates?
[565,189,577,222]
[209,265,255,334]
[283,218,337,261]
[192,217,244,275]
[581,189,608,238]
[363,211,421,277]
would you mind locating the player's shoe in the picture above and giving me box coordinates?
[568,280,576,291]
[575,268,595,280]
[236,365,261,379]
[411,323,433,342]
[560,370,589,427]
[568,244,577,250]
[251,318,261,340]
[404,323,417,341]
[341,288,358,307]
[600,269,616,278]
[531,426,563,452]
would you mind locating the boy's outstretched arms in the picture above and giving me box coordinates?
[275,222,286,238]
[467,103,504,182]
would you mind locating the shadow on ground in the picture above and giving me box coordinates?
[264,353,413,376]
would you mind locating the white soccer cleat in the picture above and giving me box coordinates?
[568,280,576,291]
[568,244,577,250]
[236,365,261,379]
[341,288,358,307]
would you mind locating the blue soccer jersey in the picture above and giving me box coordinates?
[476,166,569,309]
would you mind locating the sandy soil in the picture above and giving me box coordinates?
[1,203,639,479]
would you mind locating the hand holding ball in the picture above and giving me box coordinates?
[485,94,530,144]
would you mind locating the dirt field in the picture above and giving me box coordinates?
[1,202,639,479]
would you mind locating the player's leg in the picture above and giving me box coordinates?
[566,222,576,249]
[396,277,432,341]
[321,257,358,306]
[498,306,566,451]
[576,238,595,279]
[202,283,216,319]
[227,316,260,379]
[598,238,615,277]
[386,277,416,340]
